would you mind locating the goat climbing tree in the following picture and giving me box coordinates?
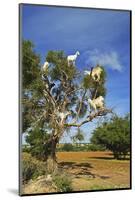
[22,40,112,173]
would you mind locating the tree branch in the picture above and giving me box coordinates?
[43,89,56,107]
[73,89,87,123]
[64,108,113,128]
[66,87,83,97]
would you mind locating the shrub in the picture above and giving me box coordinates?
[87,144,106,151]
[53,173,72,192]
[22,145,30,153]
[61,143,74,151]
[22,153,46,183]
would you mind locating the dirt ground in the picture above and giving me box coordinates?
[22,151,130,194]
[57,151,130,191]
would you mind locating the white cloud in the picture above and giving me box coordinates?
[85,49,122,71]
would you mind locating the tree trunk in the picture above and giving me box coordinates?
[45,136,59,174]
[46,156,57,174]
[113,151,121,160]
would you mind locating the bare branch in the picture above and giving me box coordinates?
[73,89,87,123]
[66,87,83,96]
[43,89,56,107]
[93,87,98,99]
[64,108,113,128]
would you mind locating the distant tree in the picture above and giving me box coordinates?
[90,114,130,159]
[22,40,112,172]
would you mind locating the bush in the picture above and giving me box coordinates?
[57,143,105,152]
[61,143,74,151]
[22,153,46,183]
[22,145,30,153]
[87,144,106,151]
[53,173,72,192]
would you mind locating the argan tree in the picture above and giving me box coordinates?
[90,114,130,159]
[22,40,112,172]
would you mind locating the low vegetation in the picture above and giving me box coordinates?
[57,143,105,152]
[52,173,72,192]
[22,153,46,183]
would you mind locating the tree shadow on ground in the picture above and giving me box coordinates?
[89,156,114,160]
[88,156,130,161]
[59,161,95,178]
[59,161,93,169]
[98,175,110,179]
[58,161,111,180]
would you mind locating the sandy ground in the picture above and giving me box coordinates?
[57,151,130,191]
[22,151,130,194]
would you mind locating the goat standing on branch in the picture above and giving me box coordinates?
[67,51,80,66]
[91,66,103,82]
[88,96,104,112]
[84,65,103,82]
[42,61,49,73]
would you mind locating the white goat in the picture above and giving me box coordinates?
[84,66,103,82]
[42,61,49,74]
[67,51,80,66]
[88,96,104,112]
[91,66,103,81]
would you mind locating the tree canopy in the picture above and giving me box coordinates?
[90,114,130,159]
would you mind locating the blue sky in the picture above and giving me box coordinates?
[21,4,130,143]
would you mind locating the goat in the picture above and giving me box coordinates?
[67,51,80,66]
[84,66,103,82]
[91,66,103,81]
[42,61,49,74]
[88,96,104,112]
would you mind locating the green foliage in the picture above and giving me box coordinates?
[22,145,30,153]
[22,102,33,132]
[87,144,106,151]
[22,153,46,183]
[30,77,46,98]
[46,50,64,64]
[91,114,130,159]
[53,173,72,192]
[57,143,104,152]
[22,40,41,132]
[22,40,40,89]
[26,127,50,161]
[46,51,77,81]
[60,143,74,151]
